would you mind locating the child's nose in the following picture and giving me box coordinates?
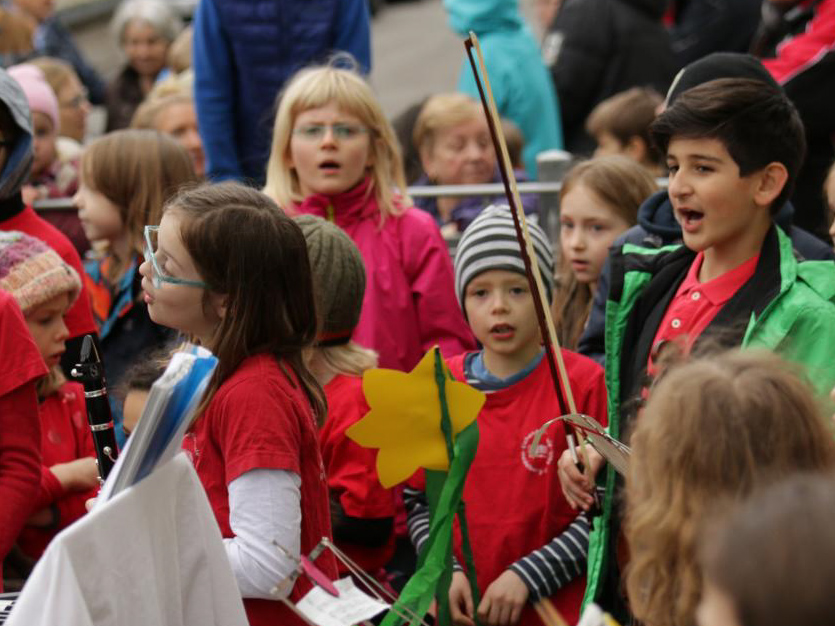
[667,170,690,198]
[568,228,585,249]
[56,318,69,341]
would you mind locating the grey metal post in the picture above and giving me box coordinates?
[536,149,574,245]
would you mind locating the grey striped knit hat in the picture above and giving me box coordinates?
[453,204,554,308]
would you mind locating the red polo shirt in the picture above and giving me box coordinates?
[648,252,759,375]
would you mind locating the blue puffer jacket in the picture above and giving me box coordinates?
[193,0,371,184]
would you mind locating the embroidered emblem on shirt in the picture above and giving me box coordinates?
[521,429,554,475]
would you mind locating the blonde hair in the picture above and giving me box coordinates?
[412,93,480,157]
[625,349,835,626]
[80,129,197,279]
[29,56,77,98]
[310,342,378,382]
[167,25,192,74]
[552,156,656,349]
[131,71,194,130]
[264,63,407,219]
[37,365,65,399]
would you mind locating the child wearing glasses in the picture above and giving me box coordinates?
[138,182,338,626]
[263,63,475,374]
[74,128,196,445]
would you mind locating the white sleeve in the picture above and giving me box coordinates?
[223,468,302,599]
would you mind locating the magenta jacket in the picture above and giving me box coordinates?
[292,178,476,371]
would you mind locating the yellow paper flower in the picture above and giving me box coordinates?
[346,348,486,487]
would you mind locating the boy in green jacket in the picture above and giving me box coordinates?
[558,77,835,621]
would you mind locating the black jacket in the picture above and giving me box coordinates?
[577,189,835,364]
[750,0,835,240]
[542,0,677,154]
[668,0,762,68]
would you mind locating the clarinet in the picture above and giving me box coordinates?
[71,335,119,481]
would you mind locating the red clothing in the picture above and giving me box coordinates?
[760,0,835,84]
[0,206,97,339]
[648,252,759,373]
[321,374,396,573]
[18,382,96,559]
[188,354,337,626]
[291,177,476,372]
[0,290,46,590]
[445,350,607,626]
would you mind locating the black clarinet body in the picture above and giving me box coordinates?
[71,335,119,481]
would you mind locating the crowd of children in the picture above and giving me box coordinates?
[1,7,835,626]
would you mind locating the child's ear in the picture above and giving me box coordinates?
[753,162,789,208]
[209,292,228,321]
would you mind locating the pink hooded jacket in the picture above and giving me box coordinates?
[292,177,475,371]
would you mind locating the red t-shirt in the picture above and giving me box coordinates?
[321,374,396,573]
[18,381,96,559]
[0,290,47,589]
[188,354,337,626]
[436,350,607,626]
[648,252,759,375]
[1,206,97,339]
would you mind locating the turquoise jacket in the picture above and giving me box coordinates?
[586,225,835,616]
[444,0,564,178]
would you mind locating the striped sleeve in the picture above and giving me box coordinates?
[508,512,591,600]
[404,486,464,571]
[404,486,431,555]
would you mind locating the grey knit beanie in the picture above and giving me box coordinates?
[295,214,366,345]
[454,204,554,308]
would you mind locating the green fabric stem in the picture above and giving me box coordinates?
[380,349,481,626]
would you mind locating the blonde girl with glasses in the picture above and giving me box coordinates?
[138,182,338,626]
[74,128,196,445]
[264,63,475,373]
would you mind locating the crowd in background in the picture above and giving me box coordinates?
[1,0,835,625]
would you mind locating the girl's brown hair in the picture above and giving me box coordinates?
[80,129,196,279]
[551,155,656,349]
[624,349,835,626]
[165,182,326,424]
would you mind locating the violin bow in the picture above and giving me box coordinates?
[463,32,591,472]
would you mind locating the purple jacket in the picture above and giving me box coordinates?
[412,170,539,232]
[292,178,476,371]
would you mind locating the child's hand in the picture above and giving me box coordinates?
[51,457,100,492]
[449,570,475,626]
[557,447,604,511]
[477,570,529,626]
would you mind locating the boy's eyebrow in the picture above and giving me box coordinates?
[668,152,724,163]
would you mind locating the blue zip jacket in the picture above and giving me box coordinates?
[193,0,371,184]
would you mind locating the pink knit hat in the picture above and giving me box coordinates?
[0,231,81,315]
[8,64,60,131]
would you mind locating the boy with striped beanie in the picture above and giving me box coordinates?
[405,204,608,625]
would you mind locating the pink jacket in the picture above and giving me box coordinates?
[292,178,476,371]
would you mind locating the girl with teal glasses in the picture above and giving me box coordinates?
[74,128,196,444]
[138,182,338,626]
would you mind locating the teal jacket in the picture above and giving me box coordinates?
[586,225,835,615]
[444,0,564,178]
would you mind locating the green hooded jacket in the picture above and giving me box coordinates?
[584,225,835,615]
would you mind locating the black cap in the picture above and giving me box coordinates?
[665,53,781,106]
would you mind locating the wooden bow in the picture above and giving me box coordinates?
[463,32,590,470]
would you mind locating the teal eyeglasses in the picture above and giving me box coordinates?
[292,123,369,142]
[144,225,208,289]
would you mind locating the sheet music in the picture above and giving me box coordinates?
[98,345,217,503]
[295,578,389,626]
